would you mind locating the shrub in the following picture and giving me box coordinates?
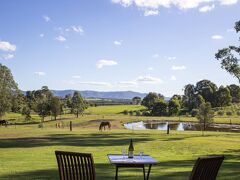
[185,112,190,117]
[237,111,240,116]
[142,111,151,116]
[135,110,141,116]
[123,110,129,115]
[226,111,233,116]
[217,111,224,116]
[191,109,199,117]
[129,111,133,116]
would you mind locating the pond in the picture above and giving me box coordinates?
[124,121,240,133]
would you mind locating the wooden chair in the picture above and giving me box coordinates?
[55,151,96,180]
[189,156,225,180]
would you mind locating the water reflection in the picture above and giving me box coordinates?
[124,121,240,133]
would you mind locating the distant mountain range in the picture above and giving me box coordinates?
[51,90,147,99]
[22,90,170,100]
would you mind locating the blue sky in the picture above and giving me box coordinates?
[0,0,239,96]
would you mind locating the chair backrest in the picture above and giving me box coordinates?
[189,156,224,180]
[55,151,96,180]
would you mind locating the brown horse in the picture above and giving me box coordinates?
[0,120,8,127]
[99,121,111,131]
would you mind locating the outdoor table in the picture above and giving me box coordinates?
[107,154,158,180]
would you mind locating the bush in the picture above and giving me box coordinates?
[191,109,199,117]
[217,111,224,116]
[123,110,129,115]
[142,111,151,116]
[237,111,240,116]
[179,109,190,116]
[135,110,141,116]
[185,112,190,117]
[226,111,233,116]
[129,111,133,116]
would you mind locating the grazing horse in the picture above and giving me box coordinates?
[99,121,111,131]
[0,120,8,127]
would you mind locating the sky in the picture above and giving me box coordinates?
[0,0,239,96]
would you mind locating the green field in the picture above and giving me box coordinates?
[0,105,240,179]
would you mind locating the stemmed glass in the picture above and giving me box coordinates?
[122,148,127,159]
[139,148,144,159]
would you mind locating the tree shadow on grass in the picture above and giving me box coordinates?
[0,133,154,149]
[0,158,239,180]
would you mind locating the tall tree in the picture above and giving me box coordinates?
[196,102,214,134]
[50,96,62,120]
[215,20,240,82]
[151,100,168,116]
[214,86,232,107]
[0,64,19,118]
[71,91,86,118]
[168,98,181,116]
[227,84,240,103]
[141,92,161,110]
[195,80,218,105]
[132,96,141,105]
[36,100,50,122]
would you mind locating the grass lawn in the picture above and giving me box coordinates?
[0,117,239,180]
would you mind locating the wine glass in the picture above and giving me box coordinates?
[122,148,127,159]
[139,148,144,159]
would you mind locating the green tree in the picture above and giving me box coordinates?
[215,20,240,82]
[142,92,161,110]
[168,98,180,116]
[196,102,214,134]
[195,80,218,105]
[227,84,240,103]
[50,96,62,120]
[151,100,168,116]
[182,84,195,110]
[21,106,31,121]
[132,96,141,105]
[214,86,232,107]
[0,64,19,118]
[71,91,86,118]
[36,100,50,122]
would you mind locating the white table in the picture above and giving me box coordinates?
[107,154,158,180]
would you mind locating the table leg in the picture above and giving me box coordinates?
[143,165,146,180]
[146,164,152,180]
[115,166,118,180]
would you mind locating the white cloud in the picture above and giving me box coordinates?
[170,75,177,81]
[227,28,235,32]
[72,75,81,79]
[77,81,112,86]
[118,81,137,87]
[0,41,16,52]
[199,4,215,12]
[55,35,66,42]
[43,15,50,22]
[2,54,14,60]
[96,59,118,69]
[144,10,159,16]
[167,56,177,60]
[40,34,44,38]
[136,75,163,84]
[172,65,186,70]
[148,67,154,71]
[152,54,159,58]
[111,0,239,15]
[114,41,122,46]
[71,26,84,33]
[34,72,46,76]
[219,0,238,5]
[211,35,223,40]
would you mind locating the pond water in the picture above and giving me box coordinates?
[124,121,240,133]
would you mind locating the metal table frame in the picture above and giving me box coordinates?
[107,154,158,180]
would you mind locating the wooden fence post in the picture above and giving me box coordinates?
[167,124,170,134]
[70,121,72,131]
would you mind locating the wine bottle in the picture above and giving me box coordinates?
[128,139,134,158]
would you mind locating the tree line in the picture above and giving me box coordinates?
[0,64,87,121]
